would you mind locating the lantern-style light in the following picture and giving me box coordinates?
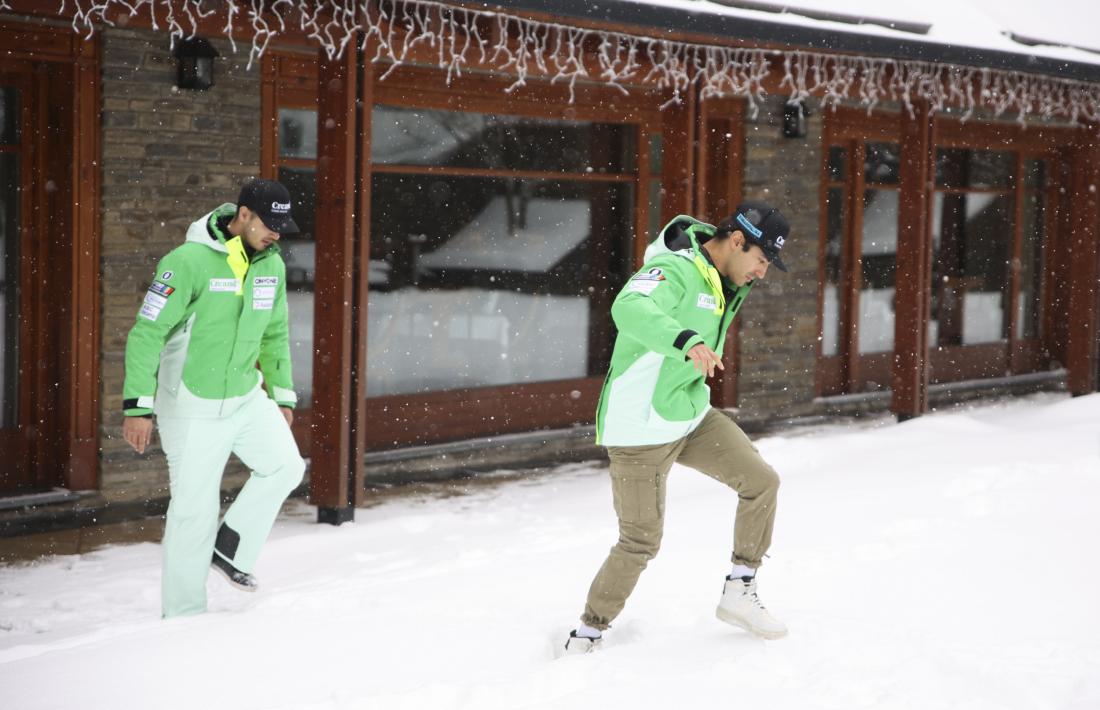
[174,37,219,91]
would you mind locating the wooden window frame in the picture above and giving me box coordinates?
[364,64,662,449]
[818,108,1075,397]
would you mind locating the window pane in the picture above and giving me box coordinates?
[930,192,1013,346]
[858,189,898,354]
[279,108,317,159]
[1017,188,1045,339]
[864,142,900,186]
[822,187,845,356]
[935,148,1014,189]
[277,166,317,407]
[368,174,634,396]
[0,87,18,145]
[1,152,19,427]
[827,146,846,183]
[1024,158,1045,190]
[371,105,636,174]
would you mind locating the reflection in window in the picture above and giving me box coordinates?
[930,147,1015,347]
[368,175,633,396]
[372,106,635,173]
[858,189,898,354]
[864,142,900,185]
[822,187,844,356]
[1017,159,1046,339]
[278,108,317,160]
[1,151,18,427]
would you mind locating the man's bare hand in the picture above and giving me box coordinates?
[280,406,294,428]
[122,416,154,454]
[686,343,725,378]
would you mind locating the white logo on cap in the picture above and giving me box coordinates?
[775,235,786,248]
[271,201,291,213]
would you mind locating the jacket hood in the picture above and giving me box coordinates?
[185,203,236,254]
[644,215,717,263]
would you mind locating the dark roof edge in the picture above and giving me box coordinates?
[481,0,1100,84]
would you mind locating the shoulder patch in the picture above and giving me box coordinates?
[149,281,175,297]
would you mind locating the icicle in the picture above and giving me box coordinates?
[16,0,1100,123]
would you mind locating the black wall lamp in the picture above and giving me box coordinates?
[782,99,810,139]
[174,37,219,91]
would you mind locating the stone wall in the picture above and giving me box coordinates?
[736,95,823,423]
[98,28,262,502]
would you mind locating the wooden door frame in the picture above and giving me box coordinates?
[0,20,99,494]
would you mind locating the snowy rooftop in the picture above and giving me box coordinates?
[503,0,1100,81]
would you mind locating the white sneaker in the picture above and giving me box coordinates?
[563,630,603,655]
[716,576,787,639]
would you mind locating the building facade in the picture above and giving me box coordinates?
[1,0,1098,525]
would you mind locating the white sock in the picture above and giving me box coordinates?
[730,563,756,579]
[576,622,602,639]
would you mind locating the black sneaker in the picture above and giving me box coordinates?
[211,553,259,593]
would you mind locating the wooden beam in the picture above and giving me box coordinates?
[65,34,100,490]
[891,103,935,419]
[310,42,359,523]
[1066,123,1100,395]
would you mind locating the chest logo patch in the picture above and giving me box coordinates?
[209,278,241,292]
[697,293,717,310]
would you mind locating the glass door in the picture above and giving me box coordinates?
[0,73,32,493]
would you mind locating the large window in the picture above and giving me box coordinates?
[930,149,1015,346]
[368,106,637,397]
[818,111,1060,396]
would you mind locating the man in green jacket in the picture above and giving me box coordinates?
[122,178,306,618]
[565,201,791,652]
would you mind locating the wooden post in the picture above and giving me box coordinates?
[310,44,360,524]
[66,37,101,490]
[660,88,696,226]
[1066,123,1100,395]
[891,102,935,419]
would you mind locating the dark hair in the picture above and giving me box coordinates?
[713,225,753,252]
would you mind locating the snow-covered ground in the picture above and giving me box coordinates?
[2,393,1099,709]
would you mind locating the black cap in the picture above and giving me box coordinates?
[237,178,299,234]
[719,201,790,273]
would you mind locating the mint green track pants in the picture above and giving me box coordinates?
[157,388,305,618]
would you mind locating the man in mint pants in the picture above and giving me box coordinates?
[565,202,792,653]
[122,179,306,618]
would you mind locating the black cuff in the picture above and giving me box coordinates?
[673,329,699,351]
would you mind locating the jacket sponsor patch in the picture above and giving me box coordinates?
[254,276,279,287]
[253,286,276,300]
[209,278,241,292]
[696,293,718,310]
[139,291,167,321]
[148,281,175,297]
[161,270,173,281]
[252,299,274,310]
[626,267,665,295]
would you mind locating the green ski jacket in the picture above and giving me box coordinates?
[123,204,296,419]
[595,216,753,447]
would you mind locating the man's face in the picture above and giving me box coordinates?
[239,207,280,251]
[725,233,771,286]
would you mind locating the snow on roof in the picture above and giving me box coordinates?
[620,0,1100,69]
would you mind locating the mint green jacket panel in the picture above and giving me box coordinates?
[123,205,296,418]
[596,216,751,447]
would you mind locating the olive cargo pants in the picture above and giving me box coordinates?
[157,388,305,618]
[581,408,780,630]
